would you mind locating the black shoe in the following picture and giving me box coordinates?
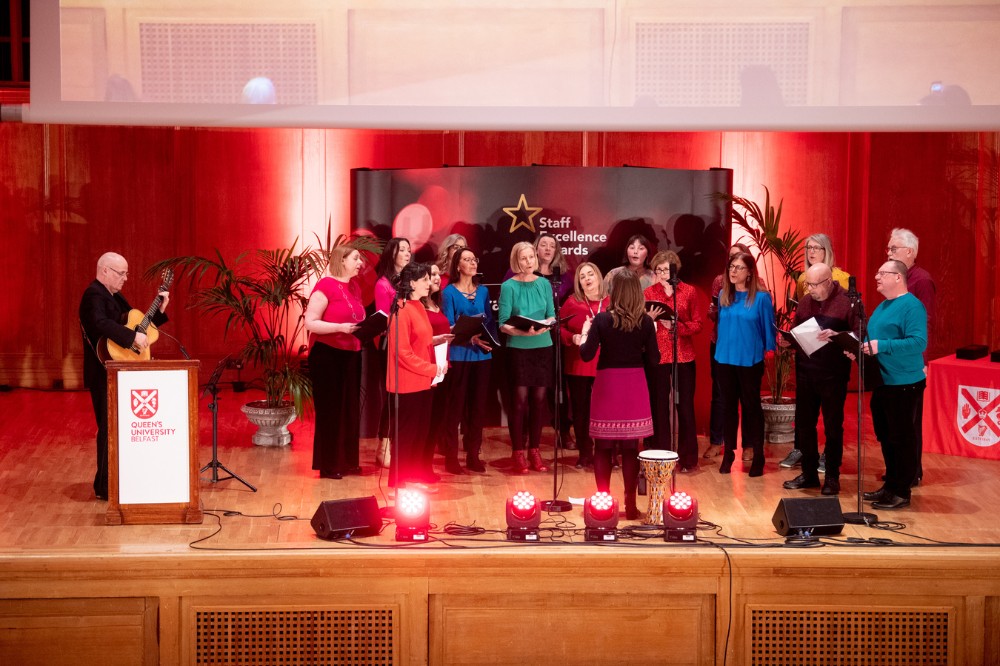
[423,471,442,483]
[445,459,465,475]
[782,474,820,490]
[575,455,593,469]
[872,493,910,510]
[911,475,922,488]
[748,454,764,477]
[625,504,640,520]
[863,487,887,502]
[821,478,840,496]
[466,457,487,473]
[95,493,108,501]
[320,469,343,480]
[346,466,363,475]
[719,448,735,474]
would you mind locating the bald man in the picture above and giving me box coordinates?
[79,252,169,500]
[781,263,859,496]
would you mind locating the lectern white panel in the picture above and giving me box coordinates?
[115,368,190,505]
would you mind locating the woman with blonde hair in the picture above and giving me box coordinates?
[436,233,467,289]
[795,233,850,299]
[578,270,660,519]
[560,262,609,468]
[304,244,366,479]
[499,241,555,474]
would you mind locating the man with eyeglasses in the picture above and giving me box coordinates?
[79,252,170,500]
[855,259,927,510]
[886,227,935,486]
[780,264,858,496]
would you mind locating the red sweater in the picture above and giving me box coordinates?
[386,301,438,393]
[560,295,609,377]
[645,281,704,364]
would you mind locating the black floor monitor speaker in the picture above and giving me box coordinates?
[772,497,845,536]
[311,495,382,540]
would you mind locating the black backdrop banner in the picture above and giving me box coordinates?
[352,165,733,292]
[351,165,734,438]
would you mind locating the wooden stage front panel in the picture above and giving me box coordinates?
[2,389,1000,664]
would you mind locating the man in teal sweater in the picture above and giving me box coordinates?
[859,260,927,510]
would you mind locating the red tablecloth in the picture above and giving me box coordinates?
[923,354,1000,460]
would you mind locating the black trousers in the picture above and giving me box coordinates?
[708,342,726,445]
[871,380,926,500]
[442,360,491,460]
[716,361,765,454]
[646,361,698,469]
[88,376,109,498]
[565,374,595,459]
[794,369,848,479]
[389,390,433,486]
[309,343,361,474]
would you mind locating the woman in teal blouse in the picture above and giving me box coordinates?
[499,241,555,474]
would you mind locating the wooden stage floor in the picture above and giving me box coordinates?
[2,387,999,551]
[3,388,1000,665]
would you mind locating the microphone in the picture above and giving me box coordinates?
[552,265,561,280]
[668,263,679,285]
[158,328,192,360]
[847,276,858,300]
[473,272,484,284]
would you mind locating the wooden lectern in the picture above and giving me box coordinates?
[105,360,203,525]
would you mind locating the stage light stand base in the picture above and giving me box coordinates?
[843,511,879,526]
[541,499,573,512]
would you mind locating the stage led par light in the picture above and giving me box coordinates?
[584,491,619,541]
[506,491,541,541]
[395,488,430,542]
[664,491,698,542]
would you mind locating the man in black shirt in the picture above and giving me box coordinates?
[781,264,858,496]
[79,252,169,500]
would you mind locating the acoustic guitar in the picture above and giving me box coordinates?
[97,268,174,363]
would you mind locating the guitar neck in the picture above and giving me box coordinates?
[136,295,163,333]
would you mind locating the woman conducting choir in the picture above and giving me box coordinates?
[386,262,448,488]
[604,234,657,291]
[578,271,660,519]
[441,248,495,473]
[644,250,704,472]
[795,233,851,299]
[304,244,366,480]
[560,262,609,469]
[499,241,555,474]
[714,251,775,477]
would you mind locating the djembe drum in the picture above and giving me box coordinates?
[637,450,678,525]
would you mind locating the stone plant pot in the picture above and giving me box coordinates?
[241,401,296,447]
[762,397,795,444]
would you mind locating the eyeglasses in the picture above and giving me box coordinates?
[460,256,479,263]
[728,264,748,273]
[805,277,830,288]
[875,270,900,278]
[886,245,910,254]
[105,266,128,278]
[805,245,824,252]
[654,267,672,275]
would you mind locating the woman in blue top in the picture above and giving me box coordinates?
[714,251,775,476]
[441,247,495,474]
[498,241,555,474]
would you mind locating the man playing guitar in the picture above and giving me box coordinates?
[79,252,170,500]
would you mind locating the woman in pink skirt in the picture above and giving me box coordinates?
[578,271,660,519]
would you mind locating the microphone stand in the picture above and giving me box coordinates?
[843,285,877,525]
[541,267,572,512]
[382,294,404,517]
[200,355,257,491]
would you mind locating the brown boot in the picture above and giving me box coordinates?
[512,451,529,474]
[528,448,549,472]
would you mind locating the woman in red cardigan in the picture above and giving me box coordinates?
[559,262,609,469]
[386,262,450,489]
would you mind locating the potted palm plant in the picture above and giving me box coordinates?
[716,188,804,443]
[150,228,380,446]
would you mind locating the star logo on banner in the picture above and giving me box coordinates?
[504,194,542,234]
